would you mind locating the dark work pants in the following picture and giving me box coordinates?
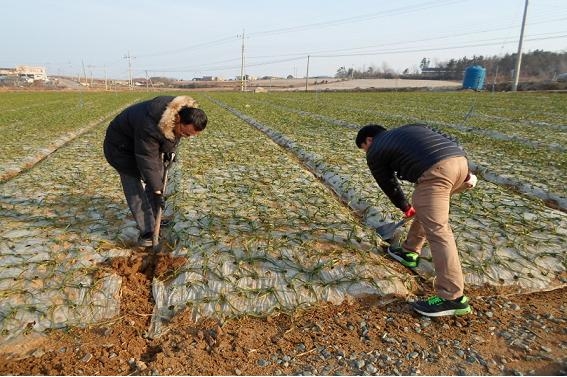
[119,173,157,236]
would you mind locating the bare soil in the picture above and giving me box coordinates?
[0,250,565,376]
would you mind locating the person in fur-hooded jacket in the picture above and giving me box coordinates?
[104,96,207,246]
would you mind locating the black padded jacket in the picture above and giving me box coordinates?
[103,95,197,192]
[366,123,466,211]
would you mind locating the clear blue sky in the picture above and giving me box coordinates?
[2,0,565,80]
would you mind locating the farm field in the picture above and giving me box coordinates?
[0,91,146,182]
[0,90,565,375]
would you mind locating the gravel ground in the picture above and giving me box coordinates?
[144,285,566,376]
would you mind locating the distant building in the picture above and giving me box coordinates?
[421,67,460,80]
[192,76,225,81]
[235,74,257,81]
[17,66,48,81]
[0,65,48,82]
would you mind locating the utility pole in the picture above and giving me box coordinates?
[145,70,149,92]
[123,51,134,89]
[491,65,499,93]
[81,60,87,86]
[512,0,528,92]
[239,29,246,92]
[305,55,310,92]
[86,64,95,87]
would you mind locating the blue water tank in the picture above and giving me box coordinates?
[462,65,486,90]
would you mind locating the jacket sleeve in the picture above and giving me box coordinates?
[134,124,164,192]
[369,163,411,212]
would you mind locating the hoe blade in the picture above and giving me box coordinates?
[375,218,409,240]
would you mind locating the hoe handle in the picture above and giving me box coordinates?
[152,154,174,251]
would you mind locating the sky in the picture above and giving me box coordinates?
[2,0,566,81]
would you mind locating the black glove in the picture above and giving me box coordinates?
[154,192,165,210]
[164,152,176,163]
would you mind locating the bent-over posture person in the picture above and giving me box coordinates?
[356,124,477,317]
[104,96,207,247]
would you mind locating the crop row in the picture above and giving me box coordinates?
[266,91,567,143]
[206,93,566,291]
[228,93,566,210]
[0,121,131,340]
[148,95,412,336]
[0,92,150,182]
[256,96,565,153]
[277,90,567,159]
[0,92,408,340]
[1,91,565,340]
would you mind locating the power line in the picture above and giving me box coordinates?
[128,0,466,61]
[311,34,567,58]
[133,33,565,76]
[56,1,567,79]
[135,36,237,58]
[131,9,567,74]
[248,0,466,37]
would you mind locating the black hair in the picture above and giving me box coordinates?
[179,107,208,131]
[355,124,387,148]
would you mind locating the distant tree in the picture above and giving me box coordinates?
[433,50,567,82]
[446,59,457,71]
[381,62,396,78]
[420,58,431,71]
[341,50,566,82]
[335,66,347,78]
[347,67,354,79]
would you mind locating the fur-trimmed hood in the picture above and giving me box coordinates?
[158,96,198,141]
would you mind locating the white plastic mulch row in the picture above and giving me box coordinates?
[147,97,412,337]
[0,124,134,341]
[249,97,567,211]
[1,93,565,343]
[208,95,567,294]
[264,92,567,152]
[254,96,567,152]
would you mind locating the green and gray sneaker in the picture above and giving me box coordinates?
[387,245,419,268]
[412,295,472,317]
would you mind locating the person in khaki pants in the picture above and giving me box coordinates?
[356,124,477,317]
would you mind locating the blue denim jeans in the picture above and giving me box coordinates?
[119,173,157,236]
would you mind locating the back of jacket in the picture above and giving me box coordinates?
[366,124,465,210]
[103,96,178,191]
